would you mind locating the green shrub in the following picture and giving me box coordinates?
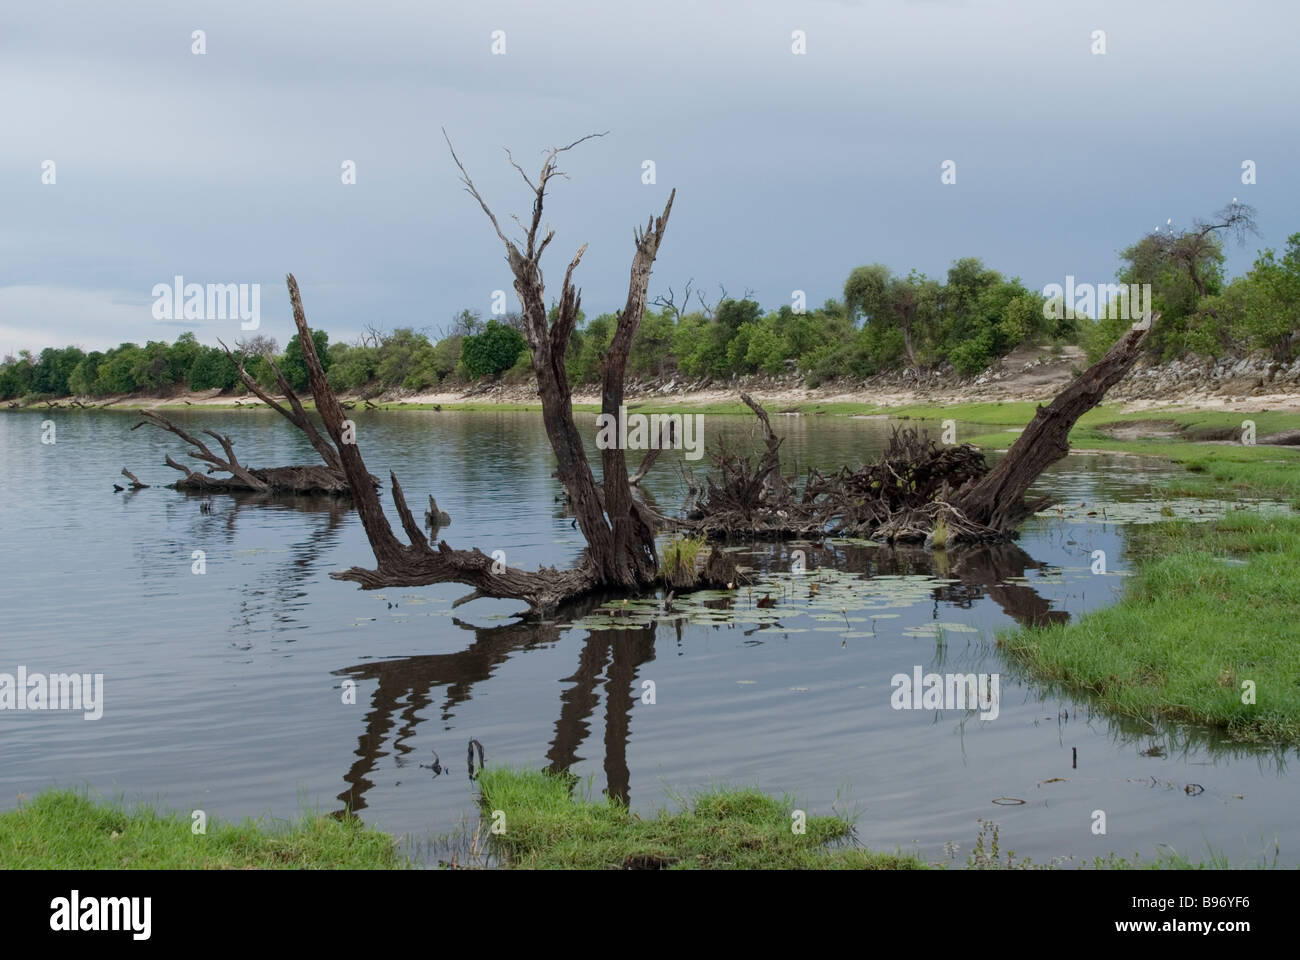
[462,319,526,379]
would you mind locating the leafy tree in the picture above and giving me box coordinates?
[1119,203,1258,358]
[374,328,433,387]
[31,346,86,395]
[566,313,610,384]
[743,315,786,375]
[129,341,173,393]
[280,329,332,392]
[845,265,940,368]
[461,319,526,379]
[188,346,240,391]
[0,351,35,399]
[67,351,105,395]
[166,332,202,384]
[94,344,144,394]
[1240,234,1300,361]
[629,308,675,377]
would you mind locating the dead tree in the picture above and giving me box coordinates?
[270,133,736,612]
[218,339,342,472]
[131,409,362,494]
[948,320,1153,533]
[446,130,673,589]
[688,320,1154,543]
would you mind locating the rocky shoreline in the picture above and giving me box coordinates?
[10,346,1300,414]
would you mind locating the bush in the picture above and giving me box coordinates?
[949,330,996,376]
[280,329,331,392]
[461,319,526,379]
[188,347,239,391]
[326,344,378,391]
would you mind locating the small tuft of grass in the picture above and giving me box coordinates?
[659,534,705,582]
[930,514,949,550]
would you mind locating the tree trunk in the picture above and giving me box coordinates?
[274,132,699,613]
[950,320,1153,532]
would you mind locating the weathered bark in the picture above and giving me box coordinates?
[287,135,744,612]
[284,273,601,612]
[446,130,674,590]
[425,495,451,535]
[219,339,342,472]
[950,320,1153,532]
[131,409,370,494]
[688,320,1153,543]
[134,411,270,491]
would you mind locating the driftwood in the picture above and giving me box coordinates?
[949,321,1153,532]
[425,495,451,533]
[126,325,383,495]
[130,409,374,494]
[686,319,1153,544]
[217,338,342,472]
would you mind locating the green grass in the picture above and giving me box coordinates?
[476,766,927,869]
[0,789,403,869]
[659,534,705,582]
[999,512,1300,745]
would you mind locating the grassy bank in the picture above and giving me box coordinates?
[476,766,926,869]
[0,789,401,869]
[0,777,1260,869]
[999,512,1300,745]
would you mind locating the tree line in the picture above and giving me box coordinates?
[4,206,1296,402]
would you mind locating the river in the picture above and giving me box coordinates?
[0,408,1294,867]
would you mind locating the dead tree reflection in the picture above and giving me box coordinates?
[329,540,1064,817]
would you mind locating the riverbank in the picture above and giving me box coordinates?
[12,342,1300,416]
[1000,512,1300,746]
[2,776,1245,869]
[0,789,401,868]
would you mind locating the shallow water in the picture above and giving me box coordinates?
[0,408,1294,867]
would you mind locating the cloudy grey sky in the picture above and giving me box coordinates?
[1,0,1296,355]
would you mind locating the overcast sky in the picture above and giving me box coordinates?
[1,0,1296,355]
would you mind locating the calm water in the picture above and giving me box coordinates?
[0,408,1295,867]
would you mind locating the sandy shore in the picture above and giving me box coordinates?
[23,344,1300,414]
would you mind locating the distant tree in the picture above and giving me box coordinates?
[67,351,105,395]
[188,346,240,391]
[629,308,675,377]
[844,265,939,369]
[94,344,143,394]
[1240,233,1300,362]
[441,308,483,339]
[280,329,332,392]
[1119,202,1258,358]
[0,351,35,399]
[461,318,526,379]
[167,332,202,385]
[32,345,86,395]
[130,341,173,393]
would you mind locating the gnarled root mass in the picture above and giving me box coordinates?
[689,417,996,542]
[688,320,1152,545]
